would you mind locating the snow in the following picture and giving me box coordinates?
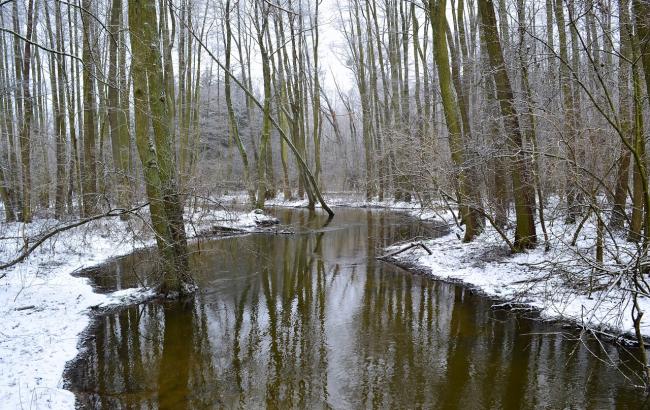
[384,198,650,344]
[222,192,449,219]
[264,193,429,210]
[0,206,278,409]
[2,192,648,408]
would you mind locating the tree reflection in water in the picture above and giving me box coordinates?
[66,208,649,409]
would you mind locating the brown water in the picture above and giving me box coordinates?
[66,208,650,409]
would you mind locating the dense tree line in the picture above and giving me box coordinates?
[0,0,333,294]
[340,0,650,254]
[2,0,650,319]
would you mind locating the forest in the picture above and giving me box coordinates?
[3,0,650,407]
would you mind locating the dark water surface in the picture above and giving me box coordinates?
[66,208,649,409]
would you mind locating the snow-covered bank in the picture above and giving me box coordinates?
[383,207,650,344]
[0,207,277,409]
[222,192,449,221]
[257,192,432,210]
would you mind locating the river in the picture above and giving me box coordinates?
[65,207,649,408]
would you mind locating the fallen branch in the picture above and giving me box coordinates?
[379,242,433,259]
[491,302,537,312]
[0,203,149,275]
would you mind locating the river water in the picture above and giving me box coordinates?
[66,207,649,409]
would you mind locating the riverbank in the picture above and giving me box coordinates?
[0,206,277,409]
[2,193,647,407]
[381,211,650,346]
[222,192,449,221]
[259,193,650,343]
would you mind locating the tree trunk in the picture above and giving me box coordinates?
[128,0,191,295]
[311,0,322,190]
[108,0,131,216]
[224,0,255,206]
[429,0,484,242]
[44,1,66,219]
[611,0,633,230]
[19,0,36,223]
[81,0,98,217]
[353,0,374,201]
[254,3,272,209]
[479,0,537,250]
[0,13,17,222]
[517,0,549,247]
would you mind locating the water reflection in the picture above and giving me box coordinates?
[67,208,649,409]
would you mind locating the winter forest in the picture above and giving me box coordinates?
[3,0,650,407]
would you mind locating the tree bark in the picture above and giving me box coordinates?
[108,0,130,216]
[19,0,36,222]
[224,0,255,206]
[128,0,191,295]
[611,0,633,230]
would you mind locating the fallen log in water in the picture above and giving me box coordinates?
[378,242,433,260]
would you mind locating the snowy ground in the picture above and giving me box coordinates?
[222,191,447,218]
[381,202,650,345]
[0,206,277,409]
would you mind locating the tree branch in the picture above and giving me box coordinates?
[0,203,149,275]
[0,27,82,62]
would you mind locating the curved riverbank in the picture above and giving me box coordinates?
[0,207,278,409]
[379,224,650,349]
[64,206,649,408]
